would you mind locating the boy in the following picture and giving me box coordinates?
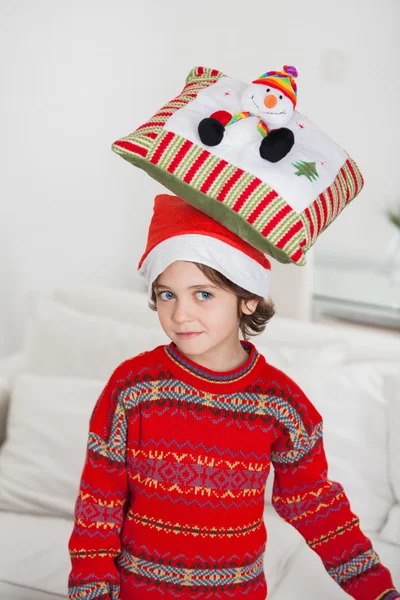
[68,194,399,600]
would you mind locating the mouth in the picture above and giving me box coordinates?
[251,96,260,110]
[251,96,286,116]
[176,332,203,339]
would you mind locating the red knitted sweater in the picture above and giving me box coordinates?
[68,340,399,600]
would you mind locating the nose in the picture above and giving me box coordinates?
[172,299,194,323]
[264,94,278,109]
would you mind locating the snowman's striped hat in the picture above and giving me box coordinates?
[138,194,272,298]
[253,65,298,108]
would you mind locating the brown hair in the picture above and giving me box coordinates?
[148,262,275,341]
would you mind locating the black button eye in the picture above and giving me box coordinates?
[266,88,270,92]
[279,95,283,99]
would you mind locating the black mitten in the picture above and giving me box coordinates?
[260,127,295,162]
[198,117,225,146]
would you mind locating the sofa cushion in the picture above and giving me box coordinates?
[0,582,64,600]
[24,286,400,373]
[263,314,400,364]
[23,296,169,379]
[0,373,105,517]
[284,362,398,532]
[380,371,400,545]
[27,286,157,328]
[22,291,349,382]
[267,530,400,599]
[0,378,9,448]
[386,371,400,502]
[262,504,304,595]
[381,504,400,546]
[0,508,302,599]
[0,512,72,597]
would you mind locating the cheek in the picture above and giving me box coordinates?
[155,301,169,321]
[206,301,238,324]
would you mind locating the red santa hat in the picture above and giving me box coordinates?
[137,193,271,297]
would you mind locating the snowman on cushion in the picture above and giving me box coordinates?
[198,65,298,163]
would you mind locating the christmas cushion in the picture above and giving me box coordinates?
[112,66,364,266]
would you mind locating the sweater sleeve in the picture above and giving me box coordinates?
[269,370,399,600]
[67,364,130,599]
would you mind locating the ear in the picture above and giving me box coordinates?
[241,298,259,315]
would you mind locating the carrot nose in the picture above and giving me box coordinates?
[264,95,277,109]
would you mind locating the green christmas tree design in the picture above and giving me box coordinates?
[292,161,319,182]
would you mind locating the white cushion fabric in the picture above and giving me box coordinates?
[23,296,169,379]
[264,315,400,364]
[0,507,301,599]
[0,373,105,517]
[283,362,399,532]
[27,286,156,328]
[263,504,304,595]
[0,512,72,597]
[267,531,400,600]
[380,372,400,544]
[25,285,400,367]
[25,286,400,365]
[23,290,348,381]
[0,582,63,600]
[255,340,347,370]
[0,355,25,447]
[268,533,350,599]
[386,372,400,502]
[381,504,400,545]
[0,378,9,447]
[0,352,25,384]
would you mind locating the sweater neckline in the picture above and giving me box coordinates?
[164,339,260,384]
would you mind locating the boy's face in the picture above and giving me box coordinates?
[153,261,257,360]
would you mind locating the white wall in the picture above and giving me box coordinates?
[0,0,398,358]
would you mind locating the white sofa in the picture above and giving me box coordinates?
[0,286,399,600]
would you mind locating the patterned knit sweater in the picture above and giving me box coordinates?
[68,340,399,600]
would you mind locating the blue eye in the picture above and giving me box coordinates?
[157,291,174,300]
[156,290,213,301]
[196,291,213,301]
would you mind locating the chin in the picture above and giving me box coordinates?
[174,335,211,353]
